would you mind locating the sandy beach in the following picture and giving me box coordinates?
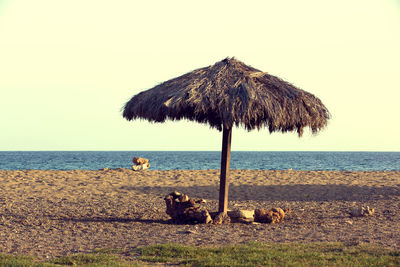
[0,169,399,260]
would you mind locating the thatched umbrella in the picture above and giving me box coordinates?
[123,57,330,215]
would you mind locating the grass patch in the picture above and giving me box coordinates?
[50,253,120,266]
[0,252,136,267]
[135,242,400,266]
[1,242,399,266]
[0,254,38,267]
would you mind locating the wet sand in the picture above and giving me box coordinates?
[1,169,399,259]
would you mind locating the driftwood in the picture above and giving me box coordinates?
[164,191,212,224]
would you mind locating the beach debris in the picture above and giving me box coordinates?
[227,209,254,223]
[345,220,353,225]
[254,208,286,224]
[350,206,375,217]
[164,191,212,224]
[132,157,150,171]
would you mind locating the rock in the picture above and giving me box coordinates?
[132,163,150,171]
[179,194,190,202]
[171,191,182,197]
[132,157,149,165]
[228,209,254,222]
[254,208,286,224]
[164,191,212,224]
[350,206,375,217]
[185,207,212,224]
[132,157,150,171]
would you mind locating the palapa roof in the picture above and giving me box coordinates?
[123,58,330,136]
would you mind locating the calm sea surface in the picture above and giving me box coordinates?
[0,151,399,171]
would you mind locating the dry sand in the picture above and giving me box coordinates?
[0,169,399,260]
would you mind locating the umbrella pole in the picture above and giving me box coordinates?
[219,127,232,213]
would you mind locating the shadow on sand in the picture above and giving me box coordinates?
[121,184,400,202]
[44,216,172,224]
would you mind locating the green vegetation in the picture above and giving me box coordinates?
[0,253,136,267]
[135,242,400,266]
[1,242,399,266]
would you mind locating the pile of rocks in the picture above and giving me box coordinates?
[132,157,150,171]
[164,191,212,224]
[164,191,290,225]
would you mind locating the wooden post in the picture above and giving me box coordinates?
[219,127,232,213]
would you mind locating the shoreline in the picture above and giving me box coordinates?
[1,151,399,172]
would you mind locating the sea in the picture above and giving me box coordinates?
[0,151,399,171]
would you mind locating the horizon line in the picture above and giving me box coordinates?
[1,150,399,153]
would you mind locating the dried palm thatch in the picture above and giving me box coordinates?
[123,57,330,136]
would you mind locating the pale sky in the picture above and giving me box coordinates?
[1,0,399,151]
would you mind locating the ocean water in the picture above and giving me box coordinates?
[0,151,399,171]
